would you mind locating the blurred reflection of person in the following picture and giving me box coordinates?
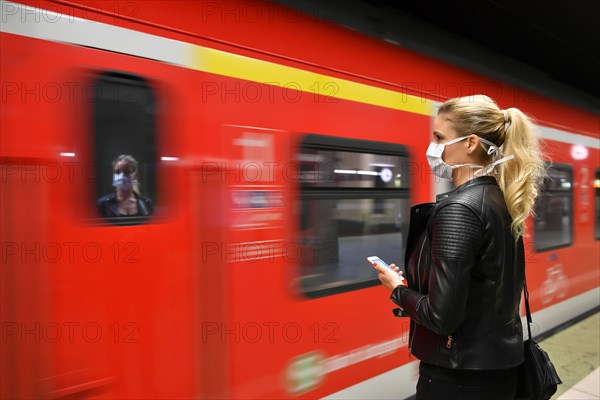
[97,154,153,218]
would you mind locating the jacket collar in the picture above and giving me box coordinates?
[105,192,147,216]
[436,176,497,203]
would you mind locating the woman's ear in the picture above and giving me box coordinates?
[466,134,480,155]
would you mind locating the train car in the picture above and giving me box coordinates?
[1,0,598,398]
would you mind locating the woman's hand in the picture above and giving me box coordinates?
[372,262,406,291]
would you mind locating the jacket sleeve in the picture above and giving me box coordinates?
[392,203,482,335]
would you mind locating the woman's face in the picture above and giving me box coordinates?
[114,161,136,178]
[432,114,464,166]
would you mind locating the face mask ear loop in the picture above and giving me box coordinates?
[479,138,503,163]
[450,163,483,170]
[475,154,515,177]
[445,135,470,146]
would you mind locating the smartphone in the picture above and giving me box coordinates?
[367,256,404,281]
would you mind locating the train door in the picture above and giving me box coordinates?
[73,66,202,398]
[1,18,198,395]
[197,125,295,398]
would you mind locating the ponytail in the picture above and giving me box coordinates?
[496,108,545,238]
[438,95,545,238]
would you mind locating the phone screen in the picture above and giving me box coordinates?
[367,256,391,269]
[367,256,404,281]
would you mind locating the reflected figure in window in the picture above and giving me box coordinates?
[97,154,153,218]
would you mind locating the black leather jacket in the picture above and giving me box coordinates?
[97,192,153,218]
[392,176,525,370]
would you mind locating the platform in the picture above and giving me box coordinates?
[540,312,599,399]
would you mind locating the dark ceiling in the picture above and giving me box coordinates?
[370,0,600,99]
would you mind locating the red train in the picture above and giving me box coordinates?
[1,1,598,398]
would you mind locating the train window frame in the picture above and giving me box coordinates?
[534,163,574,252]
[93,71,157,226]
[595,168,600,241]
[297,134,411,298]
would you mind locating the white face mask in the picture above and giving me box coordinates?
[426,136,481,181]
[112,172,135,191]
[426,136,514,181]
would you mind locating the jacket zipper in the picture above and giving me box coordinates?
[408,321,415,354]
[446,335,454,349]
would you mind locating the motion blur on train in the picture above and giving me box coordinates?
[1,0,598,398]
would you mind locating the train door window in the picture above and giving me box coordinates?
[298,134,411,298]
[595,169,600,240]
[93,72,157,226]
[534,164,573,251]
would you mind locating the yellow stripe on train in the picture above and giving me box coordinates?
[191,46,435,116]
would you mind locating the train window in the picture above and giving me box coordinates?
[534,164,573,251]
[298,134,410,298]
[93,72,157,226]
[595,169,600,240]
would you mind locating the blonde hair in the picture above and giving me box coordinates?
[438,95,545,238]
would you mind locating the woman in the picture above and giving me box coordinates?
[373,95,545,399]
[97,154,153,219]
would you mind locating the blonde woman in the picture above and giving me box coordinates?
[373,95,545,399]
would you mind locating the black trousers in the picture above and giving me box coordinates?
[416,362,519,400]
